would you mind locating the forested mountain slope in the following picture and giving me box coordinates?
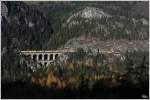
[2,1,149,50]
[1,1,149,81]
[1,1,53,81]
[2,1,53,50]
[44,6,148,49]
[1,2,149,99]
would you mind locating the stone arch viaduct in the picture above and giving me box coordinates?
[19,49,75,66]
[19,48,121,67]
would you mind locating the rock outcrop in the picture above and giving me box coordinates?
[67,7,110,23]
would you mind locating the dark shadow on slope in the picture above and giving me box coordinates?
[1,80,149,99]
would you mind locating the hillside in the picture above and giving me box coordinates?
[45,6,148,49]
[1,1,53,50]
[62,37,148,53]
[1,1,149,50]
[1,1,149,99]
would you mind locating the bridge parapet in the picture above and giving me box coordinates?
[19,49,75,53]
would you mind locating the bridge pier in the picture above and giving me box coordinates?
[47,54,50,61]
[53,54,55,60]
